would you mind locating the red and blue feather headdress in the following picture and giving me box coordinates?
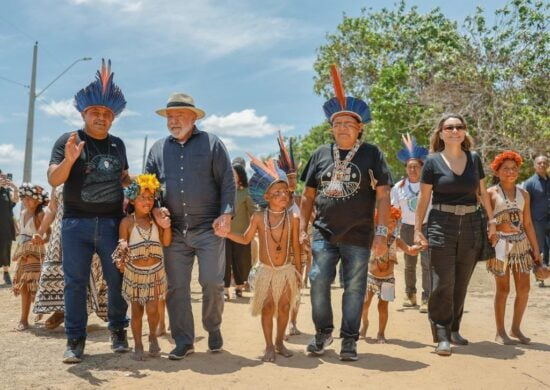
[276,131,296,175]
[323,64,371,124]
[74,59,126,116]
[247,153,288,208]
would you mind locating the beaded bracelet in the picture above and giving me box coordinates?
[375,225,388,237]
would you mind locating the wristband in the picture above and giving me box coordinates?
[375,225,388,237]
[488,219,497,225]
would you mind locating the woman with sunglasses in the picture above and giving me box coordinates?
[414,113,496,356]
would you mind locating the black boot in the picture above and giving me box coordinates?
[450,331,469,345]
[435,325,451,356]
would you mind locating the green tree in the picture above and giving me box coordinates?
[298,0,549,181]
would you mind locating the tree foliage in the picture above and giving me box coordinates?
[296,0,549,181]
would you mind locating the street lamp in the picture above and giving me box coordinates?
[23,41,91,182]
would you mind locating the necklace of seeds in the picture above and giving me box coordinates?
[263,208,291,266]
[499,184,521,228]
[265,208,287,251]
[133,214,152,249]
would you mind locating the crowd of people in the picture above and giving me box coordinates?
[1,60,549,365]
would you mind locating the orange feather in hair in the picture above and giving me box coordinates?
[330,64,347,111]
[246,153,279,179]
[100,59,111,94]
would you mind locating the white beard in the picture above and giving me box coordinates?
[169,125,193,140]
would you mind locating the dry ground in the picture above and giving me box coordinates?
[1,258,549,390]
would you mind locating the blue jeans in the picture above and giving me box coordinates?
[310,239,370,340]
[62,217,128,339]
[533,219,550,266]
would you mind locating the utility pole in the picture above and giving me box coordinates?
[142,135,148,172]
[23,42,38,183]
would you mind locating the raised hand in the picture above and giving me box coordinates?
[64,132,85,163]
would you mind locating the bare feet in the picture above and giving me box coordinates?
[45,312,64,330]
[495,332,516,345]
[288,323,301,336]
[34,314,43,323]
[376,334,387,344]
[156,324,166,337]
[132,345,146,361]
[262,346,276,362]
[275,342,293,358]
[15,321,29,331]
[149,338,161,357]
[510,329,531,344]
[359,320,368,339]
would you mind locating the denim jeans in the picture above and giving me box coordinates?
[62,217,128,339]
[532,219,550,266]
[310,239,370,340]
[427,209,482,332]
[163,227,225,346]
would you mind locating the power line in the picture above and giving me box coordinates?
[0,75,29,89]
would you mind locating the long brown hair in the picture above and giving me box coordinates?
[429,113,474,152]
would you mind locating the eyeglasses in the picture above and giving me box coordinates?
[442,125,466,132]
[332,121,359,129]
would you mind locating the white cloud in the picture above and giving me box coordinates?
[0,144,25,164]
[219,137,238,152]
[67,0,300,57]
[271,56,315,73]
[202,109,292,138]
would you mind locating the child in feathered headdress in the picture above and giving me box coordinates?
[12,183,49,331]
[360,206,421,344]
[112,173,171,361]
[216,154,301,363]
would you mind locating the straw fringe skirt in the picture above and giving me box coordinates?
[122,261,166,305]
[250,263,300,317]
[12,241,44,296]
[487,231,533,277]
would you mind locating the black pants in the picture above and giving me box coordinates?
[224,241,252,287]
[427,209,482,332]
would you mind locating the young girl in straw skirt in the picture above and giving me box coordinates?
[13,183,48,330]
[487,151,546,345]
[113,174,170,361]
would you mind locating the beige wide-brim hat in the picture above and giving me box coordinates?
[155,92,206,119]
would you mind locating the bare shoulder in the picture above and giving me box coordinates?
[518,186,529,200]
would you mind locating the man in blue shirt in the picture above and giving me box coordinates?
[146,92,235,360]
[523,155,549,284]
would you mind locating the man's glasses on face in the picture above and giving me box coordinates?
[332,121,359,129]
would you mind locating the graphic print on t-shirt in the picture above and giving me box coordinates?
[82,154,123,203]
[319,162,361,199]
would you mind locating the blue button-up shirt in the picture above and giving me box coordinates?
[145,127,235,231]
[523,173,550,222]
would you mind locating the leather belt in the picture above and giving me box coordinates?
[433,204,478,216]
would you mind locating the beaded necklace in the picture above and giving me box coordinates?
[263,208,291,266]
[499,184,521,228]
[325,140,361,197]
[133,213,153,250]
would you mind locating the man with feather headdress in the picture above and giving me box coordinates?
[48,59,131,363]
[299,65,392,361]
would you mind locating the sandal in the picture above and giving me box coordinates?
[235,288,243,298]
[45,312,65,330]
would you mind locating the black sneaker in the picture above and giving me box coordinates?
[168,344,195,360]
[306,332,333,355]
[3,272,11,286]
[62,337,86,364]
[339,338,358,361]
[110,329,130,353]
[208,330,223,352]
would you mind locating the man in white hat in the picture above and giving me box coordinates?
[146,92,235,360]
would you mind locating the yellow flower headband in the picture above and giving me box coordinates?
[124,173,161,200]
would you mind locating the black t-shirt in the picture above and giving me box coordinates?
[49,130,128,218]
[420,151,484,206]
[301,142,392,248]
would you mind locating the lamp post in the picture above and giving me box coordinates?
[22,41,91,182]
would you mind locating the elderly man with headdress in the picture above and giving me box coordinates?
[48,60,131,363]
[299,66,392,361]
[146,92,235,360]
[391,134,431,312]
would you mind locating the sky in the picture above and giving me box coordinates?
[0,0,506,190]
